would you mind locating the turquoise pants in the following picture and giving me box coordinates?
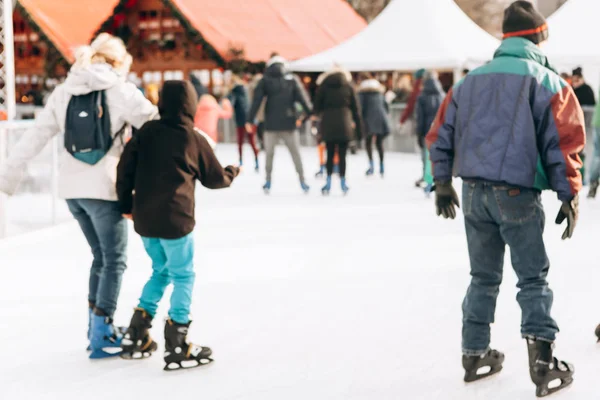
[138,233,195,324]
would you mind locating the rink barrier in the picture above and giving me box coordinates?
[0,106,595,238]
[0,119,59,238]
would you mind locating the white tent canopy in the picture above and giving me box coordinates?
[545,0,600,65]
[290,0,500,72]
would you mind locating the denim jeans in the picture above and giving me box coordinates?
[138,233,195,324]
[589,127,600,183]
[461,181,559,355]
[66,199,128,317]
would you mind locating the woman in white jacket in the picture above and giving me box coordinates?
[0,33,157,358]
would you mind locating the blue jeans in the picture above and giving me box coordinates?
[589,127,600,182]
[138,233,195,324]
[66,199,128,317]
[461,182,558,355]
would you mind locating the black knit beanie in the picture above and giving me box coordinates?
[502,1,548,44]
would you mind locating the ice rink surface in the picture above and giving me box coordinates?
[1,144,599,400]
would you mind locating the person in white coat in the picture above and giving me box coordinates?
[0,33,157,358]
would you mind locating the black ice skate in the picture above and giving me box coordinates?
[462,349,504,383]
[527,337,574,397]
[595,324,600,342]
[121,308,158,360]
[163,319,213,371]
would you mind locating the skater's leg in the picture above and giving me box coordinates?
[338,142,348,178]
[78,199,128,317]
[365,134,374,162]
[376,135,385,164]
[257,122,265,150]
[589,128,600,182]
[66,199,103,308]
[247,127,259,159]
[461,182,506,355]
[263,131,278,182]
[162,233,195,325]
[236,126,245,163]
[318,142,326,168]
[495,187,559,341]
[281,130,306,182]
[325,142,336,176]
[138,238,170,318]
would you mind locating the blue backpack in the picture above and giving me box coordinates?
[64,91,113,165]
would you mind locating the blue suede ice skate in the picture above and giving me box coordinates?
[89,314,123,359]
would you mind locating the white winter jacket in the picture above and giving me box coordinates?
[0,64,157,201]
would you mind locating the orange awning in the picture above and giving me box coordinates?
[18,0,119,63]
[169,0,367,62]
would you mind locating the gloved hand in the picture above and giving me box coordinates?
[555,195,578,240]
[433,181,460,219]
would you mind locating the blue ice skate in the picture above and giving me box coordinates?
[322,176,332,196]
[380,162,385,177]
[300,181,310,194]
[89,314,123,359]
[263,181,271,195]
[254,158,260,173]
[315,165,325,178]
[365,161,374,176]
[341,177,349,195]
[424,183,433,198]
[87,308,126,351]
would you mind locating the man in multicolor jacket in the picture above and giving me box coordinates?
[426,2,585,397]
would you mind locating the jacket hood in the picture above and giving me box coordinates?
[317,68,352,86]
[359,79,385,93]
[494,37,557,73]
[159,80,198,128]
[64,63,121,95]
[266,55,288,68]
[421,78,444,96]
[265,61,288,78]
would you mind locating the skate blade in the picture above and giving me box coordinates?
[464,365,503,383]
[536,377,573,398]
[89,348,122,359]
[163,358,214,372]
[121,350,154,360]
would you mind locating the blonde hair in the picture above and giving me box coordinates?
[145,83,160,105]
[72,33,133,75]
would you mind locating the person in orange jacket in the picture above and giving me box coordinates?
[194,94,233,143]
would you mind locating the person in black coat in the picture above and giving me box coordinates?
[313,68,363,194]
[358,73,391,177]
[228,75,259,170]
[415,71,445,190]
[116,80,240,365]
[572,67,596,107]
[247,55,313,193]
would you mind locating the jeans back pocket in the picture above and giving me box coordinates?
[492,186,540,223]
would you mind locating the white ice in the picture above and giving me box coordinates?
[1,144,599,400]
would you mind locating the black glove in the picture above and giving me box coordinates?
[433,181,460,219]
[555,195,578,240]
